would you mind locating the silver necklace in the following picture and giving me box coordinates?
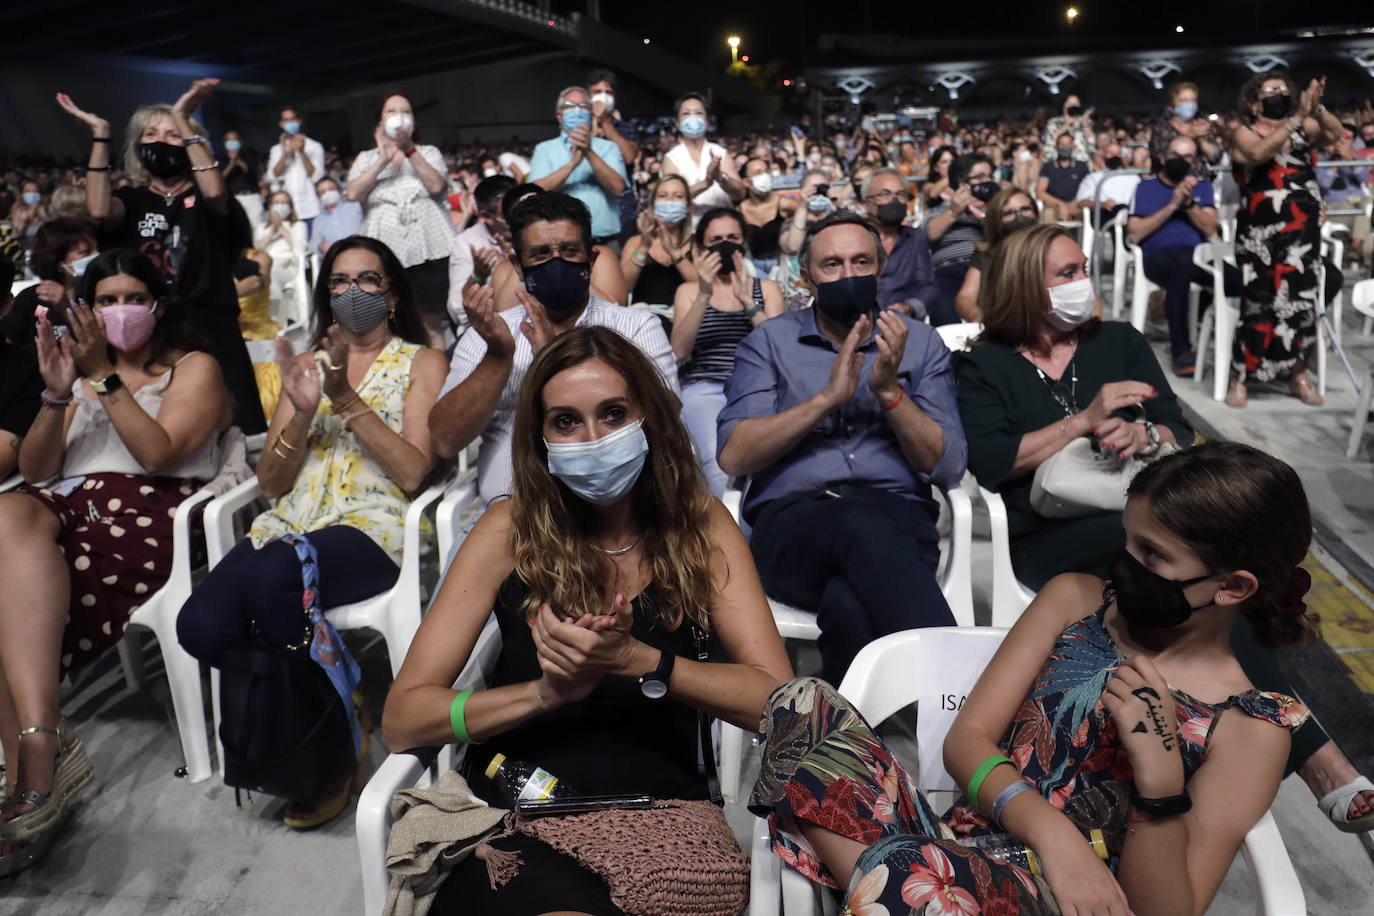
[1030,354,1079,419]
[594,537,640,557]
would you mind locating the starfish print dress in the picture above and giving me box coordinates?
[1231,125,1321,383]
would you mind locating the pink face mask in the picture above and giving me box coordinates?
[101,305,158,351]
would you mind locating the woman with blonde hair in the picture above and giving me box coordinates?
[384,325,791,914]
[620,174,697,307]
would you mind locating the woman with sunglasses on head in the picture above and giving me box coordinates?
[176,235,447,830]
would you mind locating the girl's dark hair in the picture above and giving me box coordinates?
[1237,69,1298,125]
[311,236,427,348]
[30,217,98,281]
[1128,442,1317,648]
[693,207,746,246]
[80,248,208,371]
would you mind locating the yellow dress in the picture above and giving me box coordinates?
[250,336,429,565]
[237,251,286,420]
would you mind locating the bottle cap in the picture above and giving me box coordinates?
[1088,828,1107,860]
[485,753,506,780]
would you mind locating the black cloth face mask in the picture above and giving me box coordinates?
[1162,156,1191,184]
[1105,156,1124,170]
[969,181,999,203]
[874,202,906,226]
[139,141,191,180]
[523,257,591,316]
[813,274,877,329]
[1260,94,1292,120]
[1110,549,1220,629]
[708,240,744,274]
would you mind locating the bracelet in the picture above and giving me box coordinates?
[632,249,648,265]
[271,433,300,454]
[880,390,904,411]
[91,137,110,144]
[991,779,1035,826]
[40,391,73,408]
[270,440,294,460]
[449,690,475,743]
[191,160,220,172]
[967,754,1014,813]
[404,147,418,158]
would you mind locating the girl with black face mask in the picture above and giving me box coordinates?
[1226,70,1345,410]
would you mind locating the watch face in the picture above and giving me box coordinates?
[640,678,668,700]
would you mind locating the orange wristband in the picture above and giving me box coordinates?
[880,390,904,411]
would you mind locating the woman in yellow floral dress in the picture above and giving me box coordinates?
[177,235,447,827]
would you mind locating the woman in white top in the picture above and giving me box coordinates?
[0,248,230,875]
[661,92,746,221]
[256,189,309,306]
[346,93,454,347]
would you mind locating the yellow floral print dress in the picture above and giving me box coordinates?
[250,336,429,565]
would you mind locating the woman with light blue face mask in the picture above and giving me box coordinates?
[661,92,746,221]
[620,174,698,308]
[11,181,47,240]
[1148,81,1222,180]
[9,218,100,343]
[383,325,792,913]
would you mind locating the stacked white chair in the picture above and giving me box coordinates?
[1346,279,1374,459]
[1193,240,1243,403]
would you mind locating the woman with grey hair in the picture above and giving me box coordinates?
[56,78,265,433]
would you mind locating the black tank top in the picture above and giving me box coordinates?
[463,572,715,805]
[631,255,684,307]
[745,213,784,260]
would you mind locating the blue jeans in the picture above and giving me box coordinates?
[680,379,728,498]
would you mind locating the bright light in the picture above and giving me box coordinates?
[643,37,650,44]
[783,79,791,87]
[727,35,741,64]
[741,54,749,62]
[1066,7,1078,21]
[546,18,554,25]
[1175,24,1184,32]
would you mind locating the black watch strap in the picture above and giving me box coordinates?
[1132,787,1192,817]
[638,650,676,699]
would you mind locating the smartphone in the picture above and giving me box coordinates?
[515,793,654,817]
[815,183,830,196]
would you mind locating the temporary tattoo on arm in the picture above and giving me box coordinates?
[1131,685,1175,752]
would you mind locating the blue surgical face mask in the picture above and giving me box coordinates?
[561,108,591,135]
[1173,100,1199,121]
[679,115,707,139]
[808,195,837,215]
[282,120,301,135]
[225,138,242,152]
[654,200,688,225]
[64,251,98,278]
[545,419,649,506]
[22,191,41,206]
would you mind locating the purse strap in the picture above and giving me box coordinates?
[692,625,724,807]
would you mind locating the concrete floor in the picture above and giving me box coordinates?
[6,269,1374,915]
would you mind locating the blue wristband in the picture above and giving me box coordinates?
[992,779,1035,826]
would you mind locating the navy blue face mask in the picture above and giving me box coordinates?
[524,257,591,315]
[813,274,877,329]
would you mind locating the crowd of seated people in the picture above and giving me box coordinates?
[1,67,1372,915]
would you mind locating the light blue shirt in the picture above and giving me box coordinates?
[529,134,626,239]
[309,200,364,252]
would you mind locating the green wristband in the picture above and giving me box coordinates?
[449,690,475,744]
[967,754,1013,813]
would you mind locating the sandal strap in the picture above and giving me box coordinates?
[17,726,58,740]
[1318,776,1374,820]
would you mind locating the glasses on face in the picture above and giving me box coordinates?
[558,100,592,111]
[969,172,994,184]
[1259,85,1289,98]
[866,189,910,204]
[328,271,387,294]
[1003,206,1037,220]
[525,241,588,265]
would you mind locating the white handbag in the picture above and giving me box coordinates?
[1030,437,1177,518]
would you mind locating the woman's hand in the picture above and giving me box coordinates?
[1102,656,1185,797]
[55,93,109,137]
[1092,417,1150,460]
[1294,79,1322,122]
[1036,821,1135,916]
[391,121,415,155]
[317,326,353,402]
[1081,380,1157,427]
[64,304,115,380]
[948,184,974,216]
[275,336,321,415]
[34,318,78,395]
[34,281,71,310]
[635,207,659,242]
[530,596,637,708]
[728,254,750,305]
[172,78,219,120]
[696,248,722,293]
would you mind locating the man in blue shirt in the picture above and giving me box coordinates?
[308,177,363,257]
[1128,135,1236,376]
[859,168,939,322]
[717,211,966,684]
[529,86,627,249]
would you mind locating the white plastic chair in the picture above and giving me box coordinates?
[355,614,502,916]
[976,485,1039,627]
[934,321,983,354]
[1320,223,1345,347]
[202,473,452,777]
[1346,279,1374,458]
[750,627,1307,916]
[1193,240,1242,403]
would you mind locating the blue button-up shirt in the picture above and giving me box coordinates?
[529,134,626,239]
[718,308,967,524]
[879,226,938,319]
[308,200,363,253]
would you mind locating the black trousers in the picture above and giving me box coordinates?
[749,486,954,686]
[1141,245,1241,360]
[177,524,399,663]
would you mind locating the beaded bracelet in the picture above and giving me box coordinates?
[40,391,73,408]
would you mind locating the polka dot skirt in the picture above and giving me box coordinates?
[20,473,199,673]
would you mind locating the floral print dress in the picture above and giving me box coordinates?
[1231,126,1322,383]
[749,600,1309,915]
[250,336,427,565]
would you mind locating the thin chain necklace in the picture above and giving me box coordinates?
[1027,349,1079,419]
[594,536,640,557]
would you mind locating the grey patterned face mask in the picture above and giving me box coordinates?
[331,286,389,335]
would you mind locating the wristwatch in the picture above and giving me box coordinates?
[638,650,676,699]
[1136,419,1161,455]
[1132,787,1192,817]
[90,372,124,395]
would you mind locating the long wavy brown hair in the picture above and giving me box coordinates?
[509,326,717,630]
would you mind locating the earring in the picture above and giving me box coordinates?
[1215,595,1225,604]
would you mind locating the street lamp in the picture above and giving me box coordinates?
[1066,7,1078,23]
[727,35,741,64]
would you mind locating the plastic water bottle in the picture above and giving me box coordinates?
[485,753,577,805]
[956,828,1107,875]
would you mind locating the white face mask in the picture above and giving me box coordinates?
[1046,278,1097,331]
[271,202,293,220]
[319,189,341,209]
[384,113,414,140]
[750,173,773,194]
[591,92,615,111]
